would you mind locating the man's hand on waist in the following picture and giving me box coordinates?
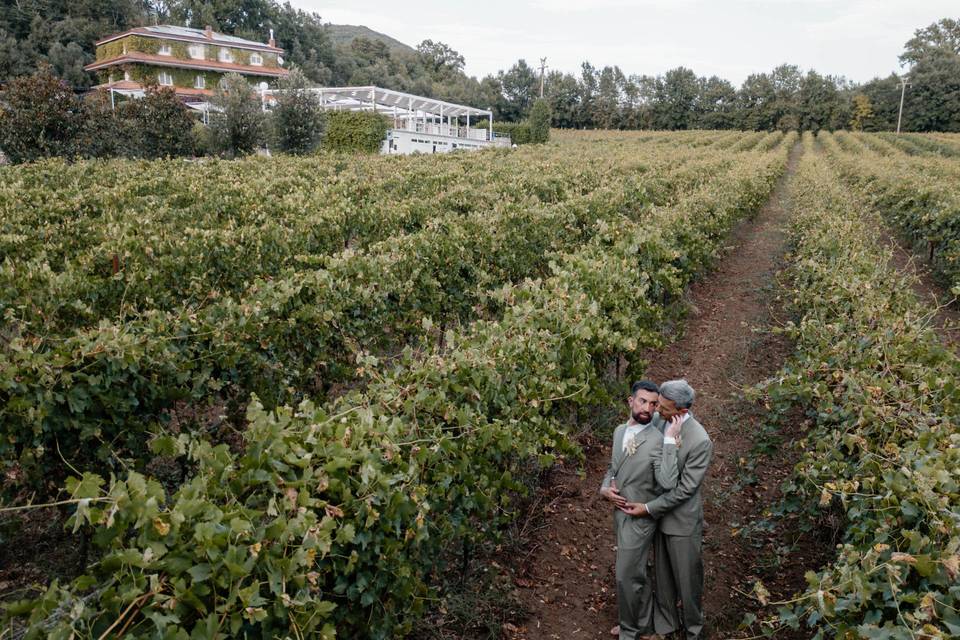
[599,479,627,507]
[618,502,651,518]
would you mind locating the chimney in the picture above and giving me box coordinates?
[204,25,213,40]
[268,28,275,48]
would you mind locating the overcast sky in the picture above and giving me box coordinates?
[292,1,955,85]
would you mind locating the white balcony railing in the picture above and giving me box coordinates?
[400,120,491,141]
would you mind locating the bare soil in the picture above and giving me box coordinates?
[503,145,833,640]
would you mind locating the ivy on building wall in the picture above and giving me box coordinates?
[96,36,279,68]
[127,64,221,91]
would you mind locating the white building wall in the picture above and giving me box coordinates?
[382,129,503,155]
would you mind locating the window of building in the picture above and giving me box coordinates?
[159,43,172,56]
[194,75,205,89]
[189,44,205,59]
[158,71,173,86]
[219,48,233,63]
[250,53,263,66]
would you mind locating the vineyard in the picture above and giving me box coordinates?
[1,129,959,639]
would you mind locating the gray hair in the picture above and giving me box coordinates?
[659,379,695,409]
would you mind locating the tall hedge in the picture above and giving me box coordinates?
[323,111,389,153]
[528,99,551,143]
[493,121,531,144]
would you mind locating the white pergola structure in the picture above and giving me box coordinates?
[282,85,507,154]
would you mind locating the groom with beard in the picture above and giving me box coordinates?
[600,381,682,640]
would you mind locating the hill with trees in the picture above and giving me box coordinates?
[0,2,957,131]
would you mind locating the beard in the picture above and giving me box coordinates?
[631,410,652,425]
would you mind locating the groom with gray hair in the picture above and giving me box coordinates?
[646,379,713,640]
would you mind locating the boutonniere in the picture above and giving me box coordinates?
[625,434,639,456]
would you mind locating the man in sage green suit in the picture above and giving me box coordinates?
[600,380,681,640]
[645,379,713,640]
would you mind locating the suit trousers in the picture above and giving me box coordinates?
[654,529,704,640]
[615,516,657,639]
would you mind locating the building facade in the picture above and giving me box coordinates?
[84,25,288,100]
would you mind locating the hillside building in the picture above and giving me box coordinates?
[84,25,288,101]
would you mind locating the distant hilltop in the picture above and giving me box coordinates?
[325,24,415,55]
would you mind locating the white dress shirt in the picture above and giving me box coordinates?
[622,420,654,452]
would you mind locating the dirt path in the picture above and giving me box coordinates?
[506,145,825,639]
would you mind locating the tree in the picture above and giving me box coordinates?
[594,65,625,129]
[577,62,599,128]
[769,63,802,130]
[209,72,266,157]
[271,65,324,154]
[651,67,698,130]
[736,73,777,130]
[0,65,84,162]
[858,75,901,131]
[125,84,196,158]
[849,94,874,130]
[77,89,133,159]
[901,18,960,67]
[695,76,737,129]
[896,18,960,132]
[498,59,538,121]
[528,98,551,143]
[270,3,334,85]
[543,70,579,128]
[796,70,841,132]
[417,39,464,74]
[904,54,960,131]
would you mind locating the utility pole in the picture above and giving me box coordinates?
[896,77,911,135]
[538,57,548,98]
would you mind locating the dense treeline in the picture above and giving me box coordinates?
[1,2,958,131]
[526,18,960,132]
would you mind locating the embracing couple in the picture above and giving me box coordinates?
[600,379,714,640]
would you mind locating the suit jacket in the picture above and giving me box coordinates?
[645,414,713,536]
[601,420,666,547]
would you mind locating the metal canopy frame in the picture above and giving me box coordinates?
[307,86,492,119]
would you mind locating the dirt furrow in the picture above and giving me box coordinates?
[507,144,820,640]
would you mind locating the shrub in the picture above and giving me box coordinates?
[528,99,551,143]
[191,121,213,156]
[0,66,84,163]
[323,110,389,153]
[271,66,324,154]
[76,91,134,159]
[492,121,531,145]
[209,73,266,157]
[124,85,196,158]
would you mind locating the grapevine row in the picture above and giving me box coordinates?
[761,133,959,638]
[819,131,960,291]
[1,139,774,490]
[7,135,795,639]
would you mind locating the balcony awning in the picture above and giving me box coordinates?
[298,86,491,119]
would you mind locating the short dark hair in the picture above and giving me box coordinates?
[631,380,659,396]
